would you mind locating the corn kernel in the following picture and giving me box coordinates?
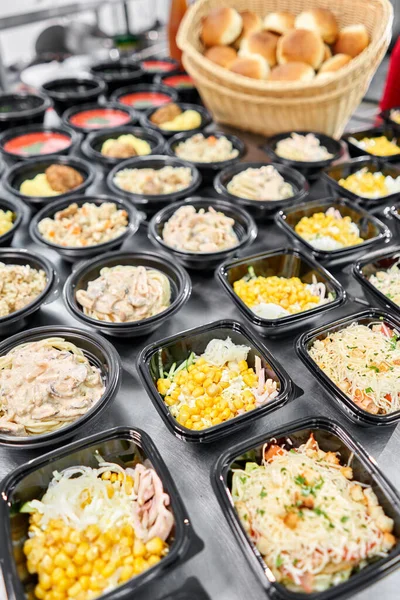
[145,537,164,555]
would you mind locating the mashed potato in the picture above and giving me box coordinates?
[160,109,202,131]
[20,174,59,197]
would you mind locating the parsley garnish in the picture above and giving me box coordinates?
[276,555,284,568]
[365,387,374,394]
[341,516,349,523]
[256,509,265,516]
[260,487,267,499]
[294,475,306,486]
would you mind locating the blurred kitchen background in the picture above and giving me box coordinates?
[0,0,399,99]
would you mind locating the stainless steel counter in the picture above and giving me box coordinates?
[0,113,399,600]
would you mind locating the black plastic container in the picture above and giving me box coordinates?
[0,196,23,247]
[158,578,211,600]
[82,125,165,172]
[90,59,143,95]
[214,161,309,220]
[3,154,95,210]
[110,83,178,112]
[381,107,400,132]
[30,195,140,262]
[155,70,200,104]
[296,308,400,426]
[0,426,202,598]
[353,246,400,315]
[322,156,400,211]
[140,57,180,83]
[276,197,391,265]
[107,155,202,217]
[41,76,106,116]
[140,103,212,138]
[137,319,298,443]
[0,249,59,337]
[62,102,136,135]
[0,124,79,166]
[148,196,257,271]
[216,248,346,336]
[166,131,246,181]
[213,416,400,600]
[342,126,400,161]
[63,250,192,337]
[0,326,121,448]
[0,92,51,132]
[263,131,343,180]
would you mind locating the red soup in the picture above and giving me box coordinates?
[142,60,177,73]
[4,132,71,157]
[119,91,172,110]
[163,75,194,89]
[69,108,131,129]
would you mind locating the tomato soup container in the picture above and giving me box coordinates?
[0,125,79,166]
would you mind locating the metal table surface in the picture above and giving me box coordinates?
[0,115,400,600]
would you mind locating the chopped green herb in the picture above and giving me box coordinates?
[365,387,374,394]
[260,487,267,499]
[341,516,349,523]
[276,554,284,568]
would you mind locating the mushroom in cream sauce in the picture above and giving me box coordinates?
[76,265,171,323]
[0,338,104,436]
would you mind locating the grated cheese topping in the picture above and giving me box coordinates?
[309,322,400,415]
[232,435,396,593]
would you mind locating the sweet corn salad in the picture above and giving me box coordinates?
[369,261,400,306]
[338,167,400,199]
[233,266,332,319]
[157,337,279,430]
[294,207,364,251]
[349,135,400,157]
[0,209,14,236]
[22,458,174,600]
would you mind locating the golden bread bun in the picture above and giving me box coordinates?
[200,7,243,47]
[229,55,270,80]
[204,45,238,68]
[277,29,325,70]
[239,30,279,67]
[233,11,263,48]
[333,25,369,57]
[295,8,338,44]
[269,62,315,82]
[323,44,332,61]
[318,53,352,75]
[263,11,295,35]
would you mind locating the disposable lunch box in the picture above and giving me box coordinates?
[90,59,143,95]
[216,248,346,337]
[110,84,179,112]
[353,246,400,316]
[63,250,192,338]
[41,77,107,116]
[140,103,213,138]
[276,197,391,266]
[133,576,211,600]
[214,161,309,220]
[147,196,257,271]
[0,426,203,600]
[296,308,400,427]
[3,155,96,210]
[82,125,165,172]
[154,70,200,105]
[0,249,59,337]
[30,195,140,262]
[62,102,136,135]
[137,319,301,443]
[139,58,180,84]
[342,126,400,162]
[0,124,79,166]
[0,325,121,449]
[166,131,246,182]
[0,195,24,247]
[0,92,51,132]
[212,416,400,600]
[381,107,400,132]
[106,155,202,218]
[262,131,343,180]
[321,156,400,212]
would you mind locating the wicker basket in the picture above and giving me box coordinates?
[177,0,393,136]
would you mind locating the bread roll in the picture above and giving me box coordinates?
[229,55,269,80]
[200,7,243,47]
[269,62,315,82]
[239,31,279,67]
[333,25,369,58]
[318,53,352,75]
[324,44,332,61]
[277,29,325,70]
[204,45,238,68]
[295,8,338,44]
[233,11,262,49]
[263,11,295,35]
